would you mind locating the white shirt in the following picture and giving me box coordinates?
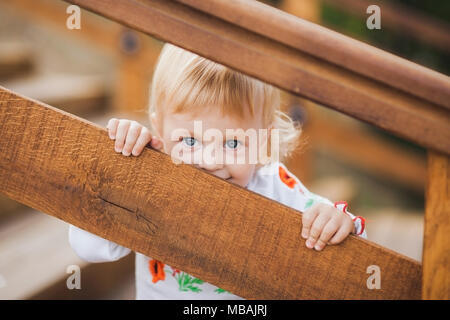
[68,161,366,299]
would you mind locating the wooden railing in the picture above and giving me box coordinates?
[0,0,449,299]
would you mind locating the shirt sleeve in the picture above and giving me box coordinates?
[274,162,367,239]
[68,224,132,263]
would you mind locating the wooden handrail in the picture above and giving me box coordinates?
[176,0,450,109]
[0,86,422,299]
[64,0,450,157]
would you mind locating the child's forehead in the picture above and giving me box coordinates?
[164,108,263,130]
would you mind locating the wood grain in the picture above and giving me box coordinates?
[423,151,450,299]
[0,86,421,299]
[64,0,450,156]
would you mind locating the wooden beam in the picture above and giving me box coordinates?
[0,86,421,299]
[175,0,450,110]
[64,0,450,157]
[321,0,450,53]
[423,151,450,299]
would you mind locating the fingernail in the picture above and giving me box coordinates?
[301,231,308,239]
[115,146,121,153]
[314,243,323,251]
[122,150,130,156]
[306,239,314,248]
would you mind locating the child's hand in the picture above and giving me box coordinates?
[107,118,163,156]
[301,203,355,251]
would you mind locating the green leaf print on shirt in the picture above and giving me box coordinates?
[305,198,314,209]
[214,287,230,294]
[176,272,204,293]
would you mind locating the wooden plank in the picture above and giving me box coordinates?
[114,34,162,115]
[64,0,450,157]
[423,151,450,299]
[278,0,319,188]
[0,86,421,299]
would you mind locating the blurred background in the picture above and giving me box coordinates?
[0,0,448,299]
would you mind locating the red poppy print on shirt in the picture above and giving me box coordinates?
[279,165,297,189]
[149,259,166,283]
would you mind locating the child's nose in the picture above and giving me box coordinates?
[196,149,225,171]
[197,158,224,171]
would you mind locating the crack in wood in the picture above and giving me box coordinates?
[98,195,135,213]
[98,195,158,236]
[135,208,158,236]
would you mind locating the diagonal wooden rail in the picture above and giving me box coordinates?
[64,0,450,156]
[0,86,421,299]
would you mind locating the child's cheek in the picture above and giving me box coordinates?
[228,163,256,188]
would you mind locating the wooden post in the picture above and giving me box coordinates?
[280,0,320,186]
[114,30,161,115]
[423,151,450,299]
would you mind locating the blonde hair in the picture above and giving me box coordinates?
[149,43,302,164]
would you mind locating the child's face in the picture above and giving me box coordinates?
[151,106,268,188]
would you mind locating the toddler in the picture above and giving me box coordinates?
[69,43,366,299]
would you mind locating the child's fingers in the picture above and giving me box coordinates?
[131,128,153,156]
[305,213,332,249]
[328,221,353,245]
[150,135,164,150]
[114,120,131,152]
[107,118,119,139]
[301,204,320,239]
[313,218,340,251]
[122,122,142,156]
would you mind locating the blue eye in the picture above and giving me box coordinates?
[182,137,197,147]
[225,139,240,149]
